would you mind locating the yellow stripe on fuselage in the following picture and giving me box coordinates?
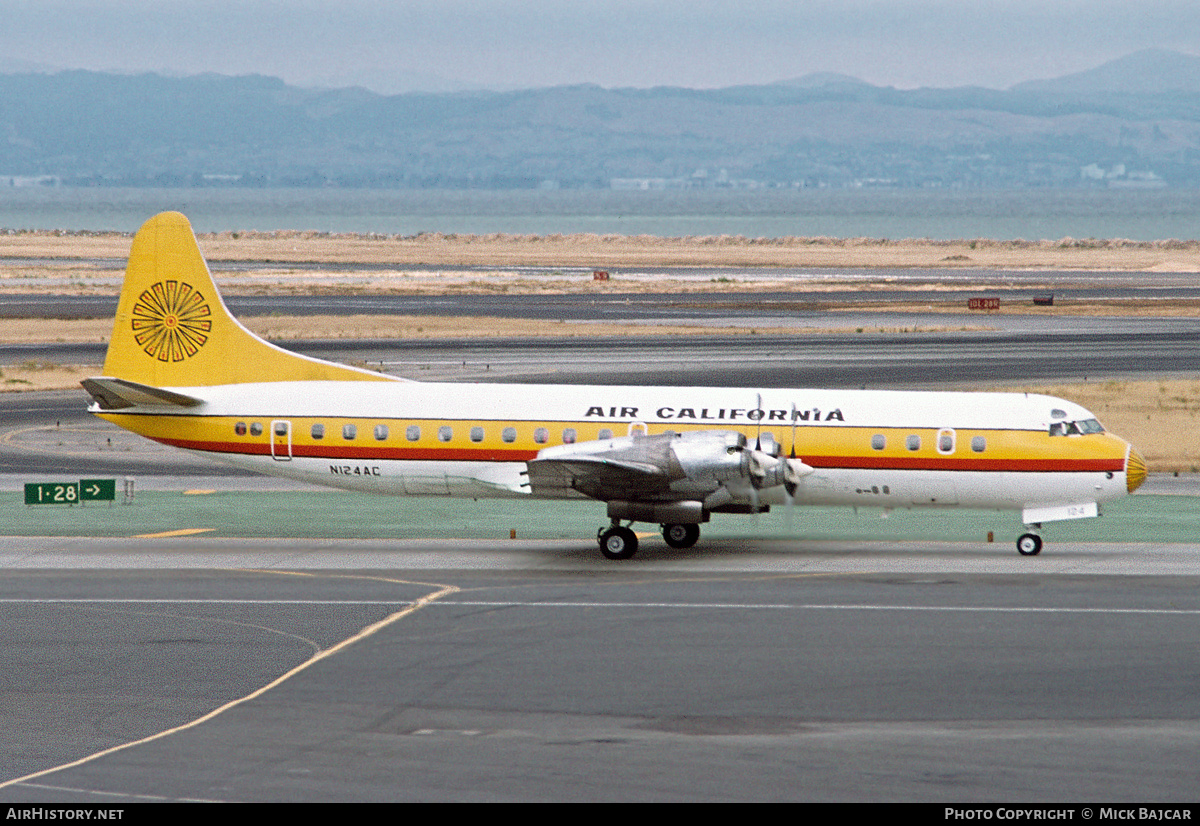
[96,412,1130,473]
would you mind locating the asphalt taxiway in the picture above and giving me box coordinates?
[8,320,1200,391]
[3,547,1200,802]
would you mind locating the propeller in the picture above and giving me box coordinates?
[777,400,816,533]
[748,450,813,490]
[743,394,813,530]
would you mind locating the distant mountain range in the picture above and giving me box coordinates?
[3,49,1200,189]
[1011,49,1200,94]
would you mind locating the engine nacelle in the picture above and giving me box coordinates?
[607,499,709,524]
[669,430,752,484]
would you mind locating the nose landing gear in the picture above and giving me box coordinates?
[1016,532,1043,556]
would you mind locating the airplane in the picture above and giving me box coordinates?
[82,212,1147,559]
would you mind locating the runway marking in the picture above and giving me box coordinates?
[0,424,124,457]
[14,780,222,803]
[0,571,459,799]
[437,600,1200,617]
[134,528,215,538]
[3,596,1200,617]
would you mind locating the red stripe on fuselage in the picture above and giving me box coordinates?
[154,437,1123,473]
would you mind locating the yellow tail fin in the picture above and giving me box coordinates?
[100,212,393,387]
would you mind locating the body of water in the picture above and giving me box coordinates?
[1,187,1198,241]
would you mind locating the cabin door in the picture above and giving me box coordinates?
[271,420,292,461]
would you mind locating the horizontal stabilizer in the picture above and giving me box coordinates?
[81,377,204,410]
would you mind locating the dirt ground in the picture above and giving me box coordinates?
[4,228,1200,272]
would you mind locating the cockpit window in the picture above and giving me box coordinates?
[1049,418,1104,436]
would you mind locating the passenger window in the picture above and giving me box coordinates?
[250,422,263,436]
[274,422,288,437]
[598,428,613,440]
[971,436,986,453]
[374,424,388,441]
[342,424,357,440]
[937,429,955,454]
[502,427,517,443]
[438,425,453,442]
[871,434,886,450]
[406,425,420,441]
[311,423,325,440]
[470,426,484,443]
[906,434,921,451]
[235,422,247,436]
[534,427,548,444]
[563,428,577,444]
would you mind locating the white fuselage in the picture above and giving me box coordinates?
[95,379,1138,522]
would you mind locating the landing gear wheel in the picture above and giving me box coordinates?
[1016,533,1043,556]
[662,523,701,549]
[599,526,639,560]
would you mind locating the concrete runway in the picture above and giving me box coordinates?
[3,287,1200,801]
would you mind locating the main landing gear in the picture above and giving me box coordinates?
[662,522,701,549]
[598,521,702,559]
[598,523,639,560]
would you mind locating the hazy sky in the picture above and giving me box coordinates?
[1,0,1198,93]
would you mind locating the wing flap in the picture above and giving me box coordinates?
[526,455,670,500]
[81,377,204,410]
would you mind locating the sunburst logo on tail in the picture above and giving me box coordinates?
[131,280,212,362]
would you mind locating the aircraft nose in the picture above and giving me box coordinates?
[1125,445,1147,493]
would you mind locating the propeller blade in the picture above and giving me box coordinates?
[789,402,798,459]
[754,392,763,451]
